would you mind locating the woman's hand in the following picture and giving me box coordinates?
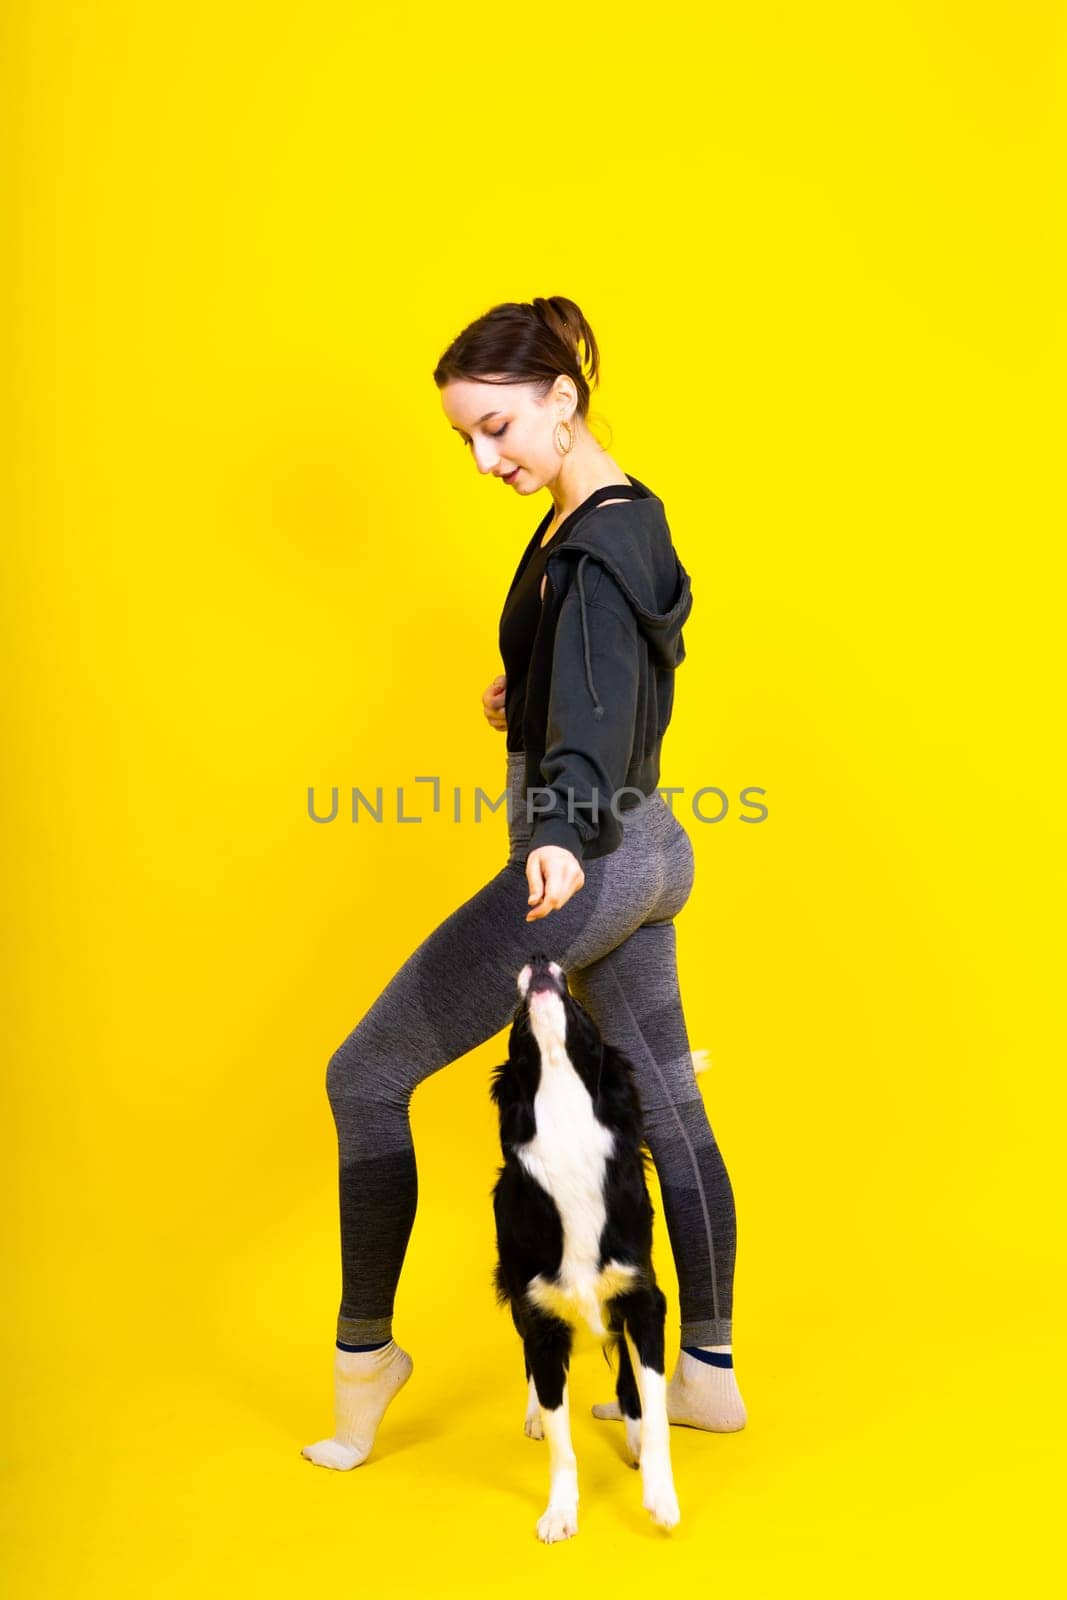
[525,846,585,921]
[483,672,507,732]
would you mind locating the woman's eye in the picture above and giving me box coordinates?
[460,423,508,447]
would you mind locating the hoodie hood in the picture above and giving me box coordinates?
[545,479,693,720]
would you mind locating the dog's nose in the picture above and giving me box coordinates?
[523,952,563,999]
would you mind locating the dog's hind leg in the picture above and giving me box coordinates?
[525,1314,579,1543]
[607,1303,643,1467]
[624,1287,681,1531]
[509,1304,545,1440]
[524,1372,544,1440]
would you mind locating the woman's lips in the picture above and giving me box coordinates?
[502,467,520,483]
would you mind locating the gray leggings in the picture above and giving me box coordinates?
[326,750,737,1349]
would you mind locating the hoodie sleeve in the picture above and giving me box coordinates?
[527,559,641,863]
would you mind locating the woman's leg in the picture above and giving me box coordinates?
[568,919,747,1431]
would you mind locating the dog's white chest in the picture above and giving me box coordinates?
[517,1055,634,1336]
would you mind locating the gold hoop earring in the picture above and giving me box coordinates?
[555,418,574,455]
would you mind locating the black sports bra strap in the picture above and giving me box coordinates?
[566,482,643,532]
[584,483,643,507]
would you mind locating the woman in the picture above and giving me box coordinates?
[302,296,747,1472]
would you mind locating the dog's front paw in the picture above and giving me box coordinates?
[643,1476,681,1530]
[536,1503,579,1543]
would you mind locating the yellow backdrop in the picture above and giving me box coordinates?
[3,1,1063,1593]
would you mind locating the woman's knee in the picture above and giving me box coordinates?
[325,1026,409,1113]
[325,1039,357,1109]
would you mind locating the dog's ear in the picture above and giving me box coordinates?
[563,993,603,1060]
[488,1060,509,1106]
[489,1060,537,1150]
[489,1025,541,1149]
[595,1042,646,1138]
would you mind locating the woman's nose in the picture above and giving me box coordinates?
[472,441,498,475]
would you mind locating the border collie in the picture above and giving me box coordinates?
[489,952,680,1542]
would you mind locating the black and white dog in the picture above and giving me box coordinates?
[490,952,680,1542]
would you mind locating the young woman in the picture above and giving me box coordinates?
[301,296,747,1472]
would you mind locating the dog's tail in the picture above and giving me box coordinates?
[601,1325,623,1372]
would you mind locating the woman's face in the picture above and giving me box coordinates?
[440,376,572,494]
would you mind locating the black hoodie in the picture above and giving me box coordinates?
[504,472,693,863]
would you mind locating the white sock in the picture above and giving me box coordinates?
[301,1339,414,1470]
[592,1344,747,1432]
[667,1344,747,1432]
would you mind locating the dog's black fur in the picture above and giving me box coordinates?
[488,952,668,1427]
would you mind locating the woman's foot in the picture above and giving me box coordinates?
[591,1345,747,1433]
[301,1339,414,1469]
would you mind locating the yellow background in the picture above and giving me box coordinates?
[3,1,1064,1593]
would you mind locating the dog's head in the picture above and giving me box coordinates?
[489,950,628,1119]
[515,949,605,1068]
[489,952,648,1151]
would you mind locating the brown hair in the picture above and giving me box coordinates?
[432,296,601,419]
